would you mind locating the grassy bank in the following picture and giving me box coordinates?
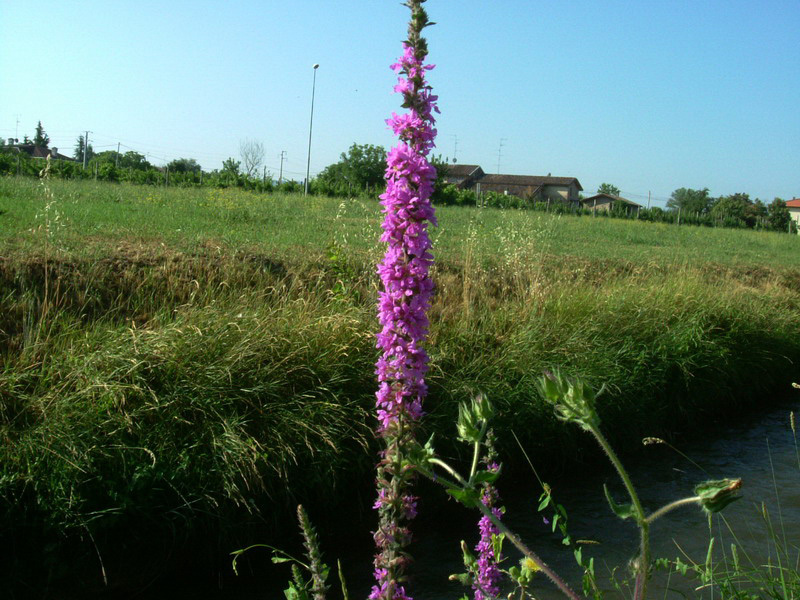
[1,177,799,592]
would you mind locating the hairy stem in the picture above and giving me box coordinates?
[645,496,701,524]
[591,428,650,600]
[417,462,581,600]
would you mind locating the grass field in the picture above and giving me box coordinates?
[1,176,799,592]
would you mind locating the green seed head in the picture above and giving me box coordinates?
[694,478,743,514]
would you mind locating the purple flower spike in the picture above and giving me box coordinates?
[371,2,438,600]
[474,463,503,600]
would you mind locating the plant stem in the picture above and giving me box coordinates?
[469,421,488,481]
[645,496,701,524]
[475,498,583,600]
[428,458,469,487]
[418,462,581,600]
[591,427,650,600]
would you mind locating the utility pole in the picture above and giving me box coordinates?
[279,150,286,184]
[263,166,267,185]
[82,131,91,169]
[304,63,320,196]
[116,142,120,168]
[15,115,20,142]
[451,134,458,163]
[647,191,651,209]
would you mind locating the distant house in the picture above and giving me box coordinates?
[443,164,484,189]
[443,162,583,207]
[9,144,74,161]
[787,198,800,232]
[475,174,583,205]
[581,193,643,216]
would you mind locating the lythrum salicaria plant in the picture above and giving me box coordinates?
[537,370,743,600]
[371,1,438,599]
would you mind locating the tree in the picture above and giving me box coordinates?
[597,182,620,196]
[222,157,240,176]
[767,198,792,232]
[667,187,711,214]
[119,151,151,170]
[239,139,264,178]
[710,193,753,227]
[33,121,50,148]
[167,157,202,173]
[74,135,94,163]
[91,150,122,166]
[318,143,387,193]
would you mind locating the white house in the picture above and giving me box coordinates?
[787,198,800,233]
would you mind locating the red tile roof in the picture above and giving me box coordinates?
[786,198,800,208]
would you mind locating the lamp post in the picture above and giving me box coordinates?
[304,63,319,196]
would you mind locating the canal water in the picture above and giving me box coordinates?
[326,398,800,600]
[148,398,799,599]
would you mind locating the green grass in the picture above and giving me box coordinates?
[1,176,799,592]
[2,176,798,266]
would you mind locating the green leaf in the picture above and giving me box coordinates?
[456,402,481,443]
[537,494,551,511]
[446,487,480,508]
[491,532,504,557]
[603,484,635,520]
[460,540,477,568]
[272,556,293,564]
[472,468,501,485]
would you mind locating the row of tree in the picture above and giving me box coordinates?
[591,182,791,233]
[2,123,795,233]
[661,187,794,232]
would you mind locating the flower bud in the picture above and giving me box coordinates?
[694,478,742,514]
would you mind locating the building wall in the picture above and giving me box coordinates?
[789,208,800,232]
[541,183,579,204]
[587,199,614,212]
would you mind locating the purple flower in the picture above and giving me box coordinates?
[474,463,503,600]
[371,2,438,600]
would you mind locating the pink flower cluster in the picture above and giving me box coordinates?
[374,43,439,435]
[371,19,439,600]
[474,463,503,600]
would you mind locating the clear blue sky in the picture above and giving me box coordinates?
[2,0,798,206]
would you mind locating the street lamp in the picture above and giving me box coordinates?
[304,63,320,196]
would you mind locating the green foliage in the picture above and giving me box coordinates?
[710,193,755,228]
[597,182,620,196]
[119,150,151,170]
[316,143,386,196]
[767,198,793,233]
[222,157,240,177]
[33,121,50,148]
[73,134,94,162]
[167,157,202,173]
[667,187,712,214]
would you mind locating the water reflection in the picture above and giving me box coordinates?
[397,400,800,599]
[238,401,799,599]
